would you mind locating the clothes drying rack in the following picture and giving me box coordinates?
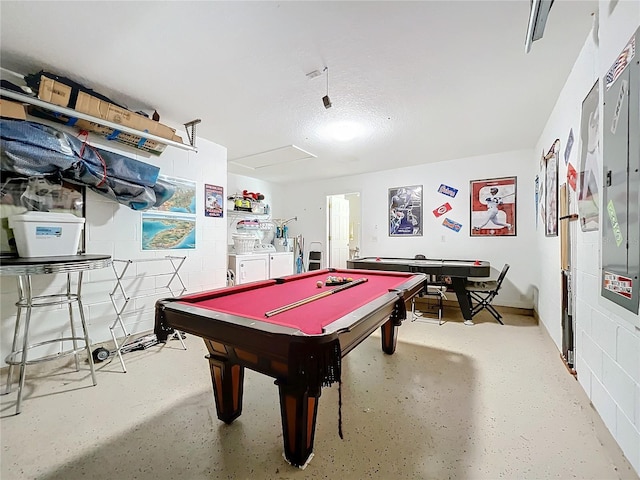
[103,256,187,372]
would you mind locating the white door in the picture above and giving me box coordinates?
[329,196,350,268]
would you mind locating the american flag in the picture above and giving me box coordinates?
[606,35,635,90]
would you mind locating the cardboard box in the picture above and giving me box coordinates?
[37,76,73,107]
[74,119,169,155]
[73,91,183,154]
[0,99,27,120]
[8,212,85,258]
[32,76,184,155]
[75,92,178,141]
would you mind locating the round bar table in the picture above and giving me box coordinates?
[0,254,112,414]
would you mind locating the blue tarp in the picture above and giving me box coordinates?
[1,119,175,210]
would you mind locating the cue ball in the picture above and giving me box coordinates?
[317,281,323,288]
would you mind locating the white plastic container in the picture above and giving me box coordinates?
[8,212,85,258]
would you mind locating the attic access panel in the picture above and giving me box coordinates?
[229,145,316,170]
[601,29,639,314]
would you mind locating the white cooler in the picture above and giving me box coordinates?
[8,211,85,258]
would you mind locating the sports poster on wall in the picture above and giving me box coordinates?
[470,177,516,237]
[577,81,600,232]
[388,185,422,236]
[204,184,224,218]
[544,139,560,237]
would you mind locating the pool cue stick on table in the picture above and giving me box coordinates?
[265,278,368,317]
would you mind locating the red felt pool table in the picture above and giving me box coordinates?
[154,268,425,467]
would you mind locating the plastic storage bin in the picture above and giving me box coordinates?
[8,212,85,257]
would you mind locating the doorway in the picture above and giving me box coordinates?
[326,192,361,268]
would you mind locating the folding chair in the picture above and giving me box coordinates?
[411,254,448,325]
[465,264,510,324]
[412,284,447,324]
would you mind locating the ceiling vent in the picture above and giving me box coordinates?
[229,145,316,170]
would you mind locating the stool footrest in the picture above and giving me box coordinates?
[5,337,91,366]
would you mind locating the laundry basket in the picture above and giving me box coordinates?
[232,233,257,254]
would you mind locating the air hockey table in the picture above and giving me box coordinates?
[346,257,491,321]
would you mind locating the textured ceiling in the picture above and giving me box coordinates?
[0,1,597,184]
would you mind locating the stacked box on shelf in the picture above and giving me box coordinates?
[0,99,27,120]
[35,76,183,155]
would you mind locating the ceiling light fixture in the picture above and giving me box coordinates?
[322,66,332,109]
[323,121,363,142]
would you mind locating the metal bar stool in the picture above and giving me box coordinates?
[1,254,111,414]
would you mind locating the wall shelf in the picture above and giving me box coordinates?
[227,209,270,218]
[227,209,271,227]
[1,88,199,153]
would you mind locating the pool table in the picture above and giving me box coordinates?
[346,257,491,321]
[154,268,425,467]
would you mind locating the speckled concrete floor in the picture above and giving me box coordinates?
[1,311,637,480]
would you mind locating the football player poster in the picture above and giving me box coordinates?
[388,185,422,236]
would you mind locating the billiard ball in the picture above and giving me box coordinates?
[347,277,353,282]
[317,281,323,288]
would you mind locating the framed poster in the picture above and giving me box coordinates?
[204,184,224,218]
[544,140,560,237]
[143,175,197,250]
[1,175,85,256]
[389,185,422,236]
[470,177,516,237]
[577,81,600,232]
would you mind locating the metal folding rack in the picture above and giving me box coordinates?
[108,256,187,372]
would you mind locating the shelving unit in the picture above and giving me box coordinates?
[227,209,271,224]
[108,256,187,372]
[0,88,199,152]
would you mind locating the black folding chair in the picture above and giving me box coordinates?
[465,264,510,324]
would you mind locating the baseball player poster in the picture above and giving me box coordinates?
[470,177,517,237]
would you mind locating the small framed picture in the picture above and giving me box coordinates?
[470,177,516,237]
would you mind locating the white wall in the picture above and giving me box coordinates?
[534,1,639,473]
[277,149,536,309]
[0,120,228,361]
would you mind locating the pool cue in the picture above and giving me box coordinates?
[265,278,368,317]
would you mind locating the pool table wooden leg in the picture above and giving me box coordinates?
[207,354,245,424]
[276,382,320,468]
[380,319,398,354]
